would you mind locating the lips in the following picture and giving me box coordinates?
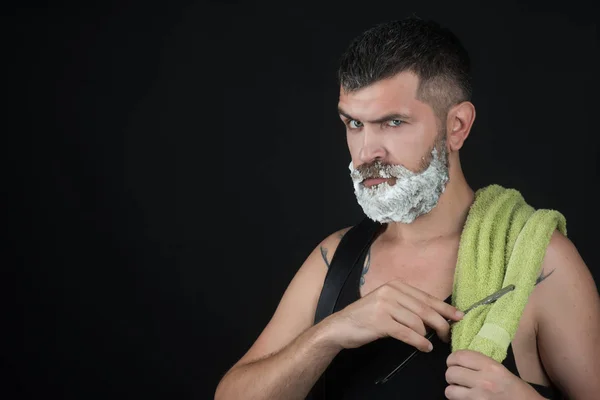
[362,177,393,188]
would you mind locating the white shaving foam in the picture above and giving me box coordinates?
[349,146,449,223]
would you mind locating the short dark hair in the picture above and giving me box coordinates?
[338,17,472,121]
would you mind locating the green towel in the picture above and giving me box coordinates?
[450,184,567,362]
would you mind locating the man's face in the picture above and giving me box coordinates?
[338,71,450,223]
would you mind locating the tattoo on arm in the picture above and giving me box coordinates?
[320,246,330,269]
[320,230,349,269]
[359,247,371,287]
[535,268,555,285]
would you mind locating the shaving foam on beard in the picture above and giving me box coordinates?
[348,146,450,224]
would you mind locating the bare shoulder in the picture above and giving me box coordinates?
[531,230,596,298]
[530,230,598,318]
[229,226,353,369]
[529,230,600,398]
[318,226,353,269]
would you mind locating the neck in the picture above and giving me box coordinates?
[381,160,474,244]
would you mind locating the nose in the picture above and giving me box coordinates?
[359,131,386,164]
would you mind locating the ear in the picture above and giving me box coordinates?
[446,101,476,152]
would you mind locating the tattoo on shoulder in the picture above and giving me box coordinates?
[320,230,350,269]
[360,247,371,287]
[320,246,330,269]
[535,268,555,285]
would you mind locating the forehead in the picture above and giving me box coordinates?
[338,71,430,119]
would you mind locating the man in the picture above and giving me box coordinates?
[215,17,600,399]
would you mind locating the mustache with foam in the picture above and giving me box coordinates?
[350,160,409,181]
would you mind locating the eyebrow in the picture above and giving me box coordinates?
[338,107,412,124]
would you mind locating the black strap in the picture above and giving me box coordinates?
[314,217,380,324]
[309,217,380,400]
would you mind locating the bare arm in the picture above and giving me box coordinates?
[532,231,600,399]
[214,229,350,400]
[215,319,340,400]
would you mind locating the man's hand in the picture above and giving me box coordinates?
[444,350,543,399]
[322,279,464,352]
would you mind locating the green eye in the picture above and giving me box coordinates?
[349,120,363,129]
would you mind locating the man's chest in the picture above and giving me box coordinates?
[356,238,546,385]
[358,238,459,301]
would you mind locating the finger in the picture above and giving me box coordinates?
[444,384,470,400]
[390,280,464,321]
[445,365,478,388]
[385,319,433,352]
[447,350,488,371]
[393,292,452,343]
[386,301,427,336]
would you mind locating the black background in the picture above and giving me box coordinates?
[7,1,597,399]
